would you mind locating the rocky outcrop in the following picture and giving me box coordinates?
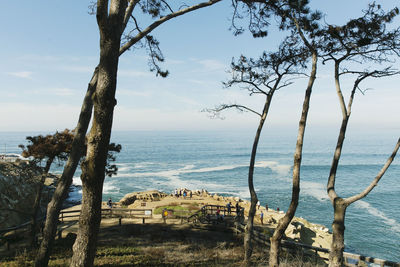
[120,190,168,206]
[0,161,55,229]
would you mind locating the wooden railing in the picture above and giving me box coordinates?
[59,208,153,224]
[233,222,400,267]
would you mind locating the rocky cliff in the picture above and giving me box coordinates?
[0,160,55,229]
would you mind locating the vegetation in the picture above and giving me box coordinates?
[2,223,326,267]
[19,129,74,248]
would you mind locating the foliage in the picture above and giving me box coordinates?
[19,129,74,169]
[321,3,400,65]
[19,129,121,177]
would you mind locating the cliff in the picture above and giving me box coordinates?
[0,160,55,229]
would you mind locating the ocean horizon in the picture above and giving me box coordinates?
[1,130,399,262]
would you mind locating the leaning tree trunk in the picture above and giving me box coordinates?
[329,198,347,267]
[269,51,317,267]
[70,2,126,265]
[34,69,98,267]
[243,94,272,265]
[30,158,53,248]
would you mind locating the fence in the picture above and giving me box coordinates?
[232,222,400,267]
[59,208,153,224]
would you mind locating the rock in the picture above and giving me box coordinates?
[120,190,167,206]
[0,161,53,229]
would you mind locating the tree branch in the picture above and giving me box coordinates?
[203,104,262,118]
[345,138,400,204]
[119,0,222,56]
[122,0,139,32]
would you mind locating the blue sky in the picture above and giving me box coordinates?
[0,0,399,137]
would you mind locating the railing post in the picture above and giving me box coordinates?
[314,249,318,265]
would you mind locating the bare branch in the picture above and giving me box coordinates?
[119,0,222,56]
[202,104,262,118]
[345,138,400,205]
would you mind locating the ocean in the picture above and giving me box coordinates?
[1,130,399,262]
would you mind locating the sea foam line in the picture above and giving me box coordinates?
[115,160,290,179]
[355,200,400,236]
[302,181,329,202]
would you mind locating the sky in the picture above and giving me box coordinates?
[0,0,399,137]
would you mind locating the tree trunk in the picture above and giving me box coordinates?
[30,158,53,248]
[70,2,126,265]
[34,69,97,267]
[243,94,272,265]
[269,51,317,267]
[329,198,347,267]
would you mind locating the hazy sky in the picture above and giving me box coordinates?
[0,0,399,136]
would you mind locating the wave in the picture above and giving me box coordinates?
[115,160,291,179]
[302,181,329,202]
[103,181,119,194]
[255,161,291,176]
[72,176,82,186]
[354,200,400,236]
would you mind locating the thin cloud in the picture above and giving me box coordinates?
[6,71,33,79]
[198,59,226,71]
[117,89,152,97]
[119,69,152,77]
[59,65,94,74]
[51,88,75,96]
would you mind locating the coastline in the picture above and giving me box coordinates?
[62,189,332,259]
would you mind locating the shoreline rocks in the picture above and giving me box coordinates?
[117,189,332,253]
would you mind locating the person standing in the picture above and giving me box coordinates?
[235,202,240,216]
[226,202,232,215]
[107,198,112,208]
[260,211,264,225]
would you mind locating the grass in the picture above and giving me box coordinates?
[0,222,328,266]
[154,203,201,216]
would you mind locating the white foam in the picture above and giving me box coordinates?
[72,176,82,186]
[133,162,156,169]
[115,163,132,172]
[355,200,400,236]
[302,181,329,201]
[255,161,291,176]
[116,161,290,179]
[103,181,119,194]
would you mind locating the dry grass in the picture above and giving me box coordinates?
[0,222,326,266]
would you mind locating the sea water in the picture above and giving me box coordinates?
[1,130,399,262]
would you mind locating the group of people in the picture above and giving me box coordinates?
[174,188,193,198]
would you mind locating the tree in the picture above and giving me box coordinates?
[233,1,323,265]
[35,1,223,266]
[206,35,308,265]
[19,129,74,247]
[65,1,223,266]
[267,6,320,267]
[319,4,400,266]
